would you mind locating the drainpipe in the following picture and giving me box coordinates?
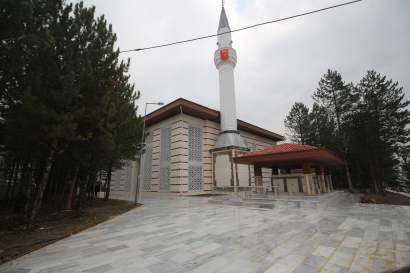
[179,106,184,196]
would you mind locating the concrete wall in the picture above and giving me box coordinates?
[109,160,139,201]
[109,113,278,196]
[271,174,326,194]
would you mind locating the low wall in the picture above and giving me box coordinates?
[271,174,306,193]
[339,188,371,193]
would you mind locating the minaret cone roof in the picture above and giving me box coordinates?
[218,7,230,30]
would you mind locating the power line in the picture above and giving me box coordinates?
[120,0,363,53]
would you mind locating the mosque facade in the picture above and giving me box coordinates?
[108,6,283,200]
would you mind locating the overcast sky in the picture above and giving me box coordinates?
[78,0,410,138]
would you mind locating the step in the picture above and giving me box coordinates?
[208,199,318,209]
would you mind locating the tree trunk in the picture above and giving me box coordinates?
[3,158,16,202]
[28,138,58,229]
[60,175,69,207]
[355,157,365,193]
[90,173,97,207]
[8,159,21,204]
[376,165,387,196]
[61,166,71,200]
[369,160,378,194]
[104,167,112,201]
[83,173,90,194]
[65,162,80,210]
[342,152,354,193]
[43,163,55,204]
[17,157,30,197]
[15,157,30,217]
[331,89,353,193]
[23,165,35,223]
[55,168,64,197]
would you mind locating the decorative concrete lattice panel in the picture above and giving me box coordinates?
[124,162,132,192]
[142,131,153,192]
[160,126,172,163]
[145,131,153,145]
[188,165,203,191]
[114,170,121,190]
[188,124,203,191]
[158,126,171,192]
[159,166,171,192]
[188,125,203,162]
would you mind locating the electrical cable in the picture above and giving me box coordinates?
[120,0,363,53]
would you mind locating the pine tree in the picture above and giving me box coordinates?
[354,70,410,195]
[0,0,143,227]
[309,102,337,149]
[312,70,355,192]
[284,102,311,145]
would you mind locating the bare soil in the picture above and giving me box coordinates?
[362,192,410,206]
[0,198,139,263]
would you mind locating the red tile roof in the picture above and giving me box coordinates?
[242,143,317,157]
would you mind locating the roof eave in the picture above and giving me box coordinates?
[143,98,283,142]
[233,147,345,167]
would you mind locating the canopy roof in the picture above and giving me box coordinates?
[233,143,345,169]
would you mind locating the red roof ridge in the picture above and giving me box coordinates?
[242,143,318,157]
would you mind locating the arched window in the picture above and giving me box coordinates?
[252,142,256,152]
[244,140,248,149]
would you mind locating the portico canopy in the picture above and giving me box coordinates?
[233,143,344,171]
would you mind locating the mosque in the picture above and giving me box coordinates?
[108,5,343,201]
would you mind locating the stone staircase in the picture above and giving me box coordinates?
[208,191,360,210]
[208,191,356,210]
[317,191,360,210]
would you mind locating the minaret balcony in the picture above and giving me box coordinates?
[214,47,237,70]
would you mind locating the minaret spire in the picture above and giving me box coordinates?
[211,6,248,151]
[218,6,230,30]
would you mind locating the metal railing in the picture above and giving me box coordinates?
[212,186,279,201]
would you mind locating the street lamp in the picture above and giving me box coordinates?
[135,102,164,204]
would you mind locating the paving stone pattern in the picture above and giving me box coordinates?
[2,193,410,273]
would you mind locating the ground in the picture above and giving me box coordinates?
[0,198,138,262]
[0,191,409,272]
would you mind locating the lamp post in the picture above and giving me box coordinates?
[135,102,164,205]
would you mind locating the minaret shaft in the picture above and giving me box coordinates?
[211,7,247,151]
[219,66,237,131]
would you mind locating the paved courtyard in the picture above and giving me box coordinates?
[2,192,410,273]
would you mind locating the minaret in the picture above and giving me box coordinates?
[212,5,247,151]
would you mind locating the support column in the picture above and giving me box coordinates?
[254,165,262,194]
[298,177,303,192]
[315,167,326,193]
[323,174,328,193]
[303,162,315,196]
[284,169,291,193]
[329,176,334,191]
[271,167,278,192]
[283,178,288,192]
[324,167,333,191]
[308,175,315,196]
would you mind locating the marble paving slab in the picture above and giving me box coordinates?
[1,192,409,273]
